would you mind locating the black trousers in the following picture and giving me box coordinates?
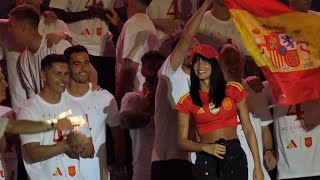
[89,55,116,95]
[193,139,248,180]
[151,159,193,180]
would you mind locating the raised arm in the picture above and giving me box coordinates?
[49,1,107,24]
[170,0,212,71]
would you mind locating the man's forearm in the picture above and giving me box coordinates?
[115,62,138,105]
[6,120,52,134]
[262,125,274,151]
[120,111,151,129]
[110,126,126,165]
[50,8,92,23]
[24,140,69,163]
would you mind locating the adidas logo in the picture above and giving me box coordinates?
[196,108,205,114]
[287,139,298,149]
[52,168,62,176]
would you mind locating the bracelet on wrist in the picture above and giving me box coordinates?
[263,149,275,156]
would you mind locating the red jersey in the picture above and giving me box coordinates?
[176,82,247,135]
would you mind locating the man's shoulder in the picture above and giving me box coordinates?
[91,89,115,102]
[17,95,41,115]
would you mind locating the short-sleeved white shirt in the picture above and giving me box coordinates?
[64,83,119,180]
[0,106,18,180]
[152,55,190,162]
[116,13,158,92]
[49,0,114,56]
[18,94,91,180]
[263,81,320,179]
[19,37,71,99]
[120,92,154,180]
[198,11,249,56]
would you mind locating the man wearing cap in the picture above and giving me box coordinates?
[151,0,212,179]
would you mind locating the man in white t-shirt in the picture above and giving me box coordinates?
[0,1,70,112]
[151,1,212,180]
[115,0,159,106]
[8,5,71,99]
[0,68,75,180]
[263,81,320,180]
[18,54,94,180]
[49,0,117,94]
[63,45,126,180]
[120,50,165,180]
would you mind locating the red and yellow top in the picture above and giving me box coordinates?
[176,82,247,135]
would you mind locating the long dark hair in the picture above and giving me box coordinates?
[190,54,226,108]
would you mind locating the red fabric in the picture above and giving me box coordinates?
[224,0,293,17]
[261,66,320,105]
[176,84,247,135]
[189,44,219,64]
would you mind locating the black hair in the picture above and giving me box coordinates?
[138,0,153,6]
[190,54,226,108]
[41,54,68,71]
[9,4,40,29]
[64,45,89,62]
[141,50,166,66]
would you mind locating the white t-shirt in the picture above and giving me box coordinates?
[116,13,158,92]
[18,94,91,180]
[120,92,154,180]
[19,37,71,99]
[0,106,18,180]
[38,16,70,36]
[198,11,249,56]
[49,0,114,56]
[263,82,320,179]
[152,55,190,162]
[236,81,273,180]
[64,83,119,180]
[147,0,197,56]
[0,17,69,112]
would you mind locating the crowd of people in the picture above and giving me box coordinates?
[0,0,319,180]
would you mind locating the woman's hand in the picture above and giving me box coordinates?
[202,143,226,159]
[253,165,264,180]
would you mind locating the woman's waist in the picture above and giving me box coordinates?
[199,126,238,143]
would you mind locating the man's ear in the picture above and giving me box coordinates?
[40,70,46,82]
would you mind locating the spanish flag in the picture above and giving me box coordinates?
[225,0,320,105]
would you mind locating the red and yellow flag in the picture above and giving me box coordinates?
[225,0,320,105]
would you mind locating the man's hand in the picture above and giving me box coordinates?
[264,150,277,171]
[105,8,123,29]
[88,1,108,22]
[42,11,58,25]
[46,32,68,48]
[55,118,74,131]
[245,76,264,93]
[66,132,89,155]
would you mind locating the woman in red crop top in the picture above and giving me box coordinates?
[176,44,264,180]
